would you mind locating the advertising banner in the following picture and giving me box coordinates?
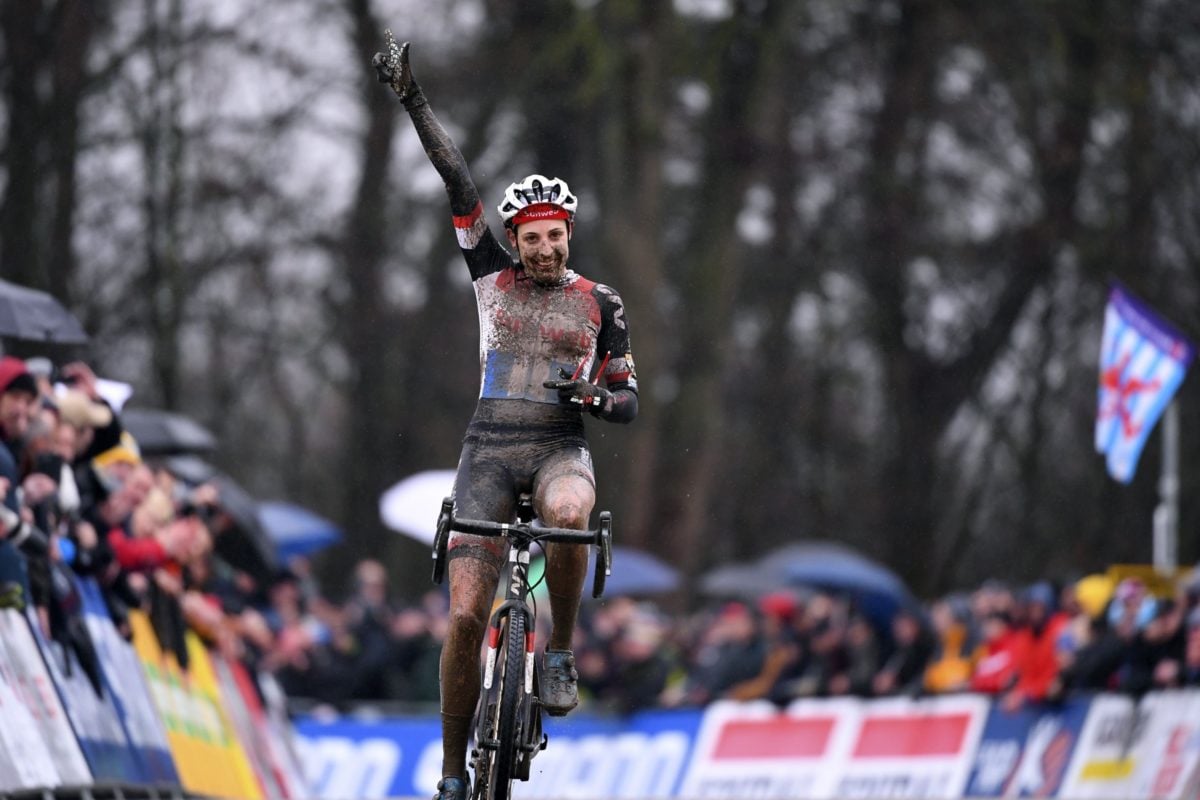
[0,612,62,791]
[1124,690,1200,800]
[257,670,314,798]
[25,606,144,783]
[829,694,990,799]
[297,708,701,800]
[77,578,179,783]
[128,610,264,800]
[677,698,859,798]
[965,696,1091,797]
[1059,693,1142,799]
[298,690,1200,800]
[213,653,310,799]
[0,609,92,785]
[523,709,698,799]
[296,714,443,800]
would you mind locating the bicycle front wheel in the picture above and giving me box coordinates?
[481,610,527,800]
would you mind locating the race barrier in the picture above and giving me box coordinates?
[297,690,1200,799]
[0,577,311,799]
[6,572,1200,800]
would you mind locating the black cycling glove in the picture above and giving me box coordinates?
[372,33,427,110]
[543,378,614,416]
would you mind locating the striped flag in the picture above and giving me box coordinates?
[1095,283,1194,483]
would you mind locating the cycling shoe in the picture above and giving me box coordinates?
[433,775,469,800]
[540,649,579,716]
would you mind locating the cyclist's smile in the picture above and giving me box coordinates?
[509,218,571,284]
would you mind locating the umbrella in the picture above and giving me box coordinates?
[775,540,918,630]
[527,545,679,603]
[699,561,784,600]
[160,455,276,583]
[379,469,457,545]
[120,408,217,456]
[257,501,343,559]
[586,545,680,598]
[0,278,89,343]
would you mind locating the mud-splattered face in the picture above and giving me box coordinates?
[507,218,571,285]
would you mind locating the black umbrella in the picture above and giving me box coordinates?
[120,408,217,456]
[0,279,89,344]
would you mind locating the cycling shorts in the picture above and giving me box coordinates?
[449,399,595,567]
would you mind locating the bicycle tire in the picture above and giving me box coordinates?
[483,611,526,800]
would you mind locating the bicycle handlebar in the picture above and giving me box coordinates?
[451,516,601,545]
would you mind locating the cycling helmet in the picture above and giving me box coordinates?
[497,174,578,228]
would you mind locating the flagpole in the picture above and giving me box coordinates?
[1153,401,1180,572]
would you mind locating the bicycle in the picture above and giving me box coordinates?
[431,494,614,800]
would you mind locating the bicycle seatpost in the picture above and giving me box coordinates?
[516,493,535,524]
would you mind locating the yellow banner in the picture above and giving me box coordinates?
[129,611,263,799]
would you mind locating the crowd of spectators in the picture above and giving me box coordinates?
[4,352,1199,719]
[267,559,1200,717]
[565,569,1200,715]
[0,353,372,698]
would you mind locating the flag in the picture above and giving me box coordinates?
[1095,283,1194,483]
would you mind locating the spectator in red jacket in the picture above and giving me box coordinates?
[1003,582,1070,709]
[970,610,1022,694]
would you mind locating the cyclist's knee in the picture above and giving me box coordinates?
[539,479,594,529]
[543,498,589,530]
[447,602,488,637]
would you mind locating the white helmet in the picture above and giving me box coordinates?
[497,174,578,228]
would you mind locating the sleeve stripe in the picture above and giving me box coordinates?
[453,202,489,250]
[452,201,484,229]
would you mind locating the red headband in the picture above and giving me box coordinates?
[510,202,571,227]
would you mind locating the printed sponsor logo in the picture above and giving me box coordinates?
[853,713,972,757]
[711,716,835,760]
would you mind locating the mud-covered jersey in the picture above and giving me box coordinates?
[452,202,638,419]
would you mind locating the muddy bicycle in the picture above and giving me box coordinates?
[431,495,613,800]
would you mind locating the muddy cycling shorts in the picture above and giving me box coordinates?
[449,399,595,567]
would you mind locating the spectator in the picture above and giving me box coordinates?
[261,567,331,698]
[970,611,1021,694]
[873,607,934,696]
[387,603,443,704]
[835,613,881,697]
[673,601,766,706]
[0,357,41,590]
[1002,582,1070,709]
[603,605,676,714]
[1182,607,1200,685]
[1119,595,1184,695]
[724,591,805,702]
[925,596,977,694]
[1107,577,1157,635]
[341,559,397,701]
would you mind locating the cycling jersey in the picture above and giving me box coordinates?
[452,201,638,415]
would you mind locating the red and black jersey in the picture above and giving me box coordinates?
[452,202,638,422]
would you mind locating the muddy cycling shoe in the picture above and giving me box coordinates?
[540,649,579,716]
[433,776,469,800]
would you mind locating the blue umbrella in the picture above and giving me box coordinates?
[257,501,343,559]
[585,545,680,598]
[775,541,918,631]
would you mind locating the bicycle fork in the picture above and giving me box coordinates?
[482,605,536,695]
[484,548,536,694]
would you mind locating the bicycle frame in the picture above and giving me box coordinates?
[431,497,612,800]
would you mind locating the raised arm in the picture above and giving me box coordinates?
[372,34,480,217]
